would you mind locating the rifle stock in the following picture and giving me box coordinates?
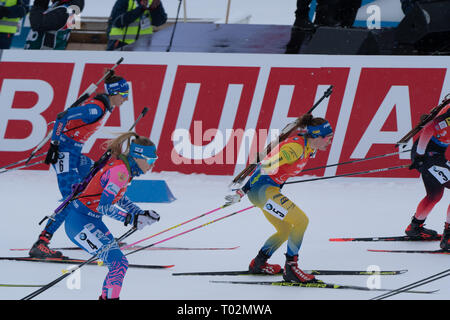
[397,95,450,147]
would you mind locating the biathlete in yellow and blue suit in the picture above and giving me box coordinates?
[225,113,333,283]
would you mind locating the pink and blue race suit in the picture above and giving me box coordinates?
[64,155,146,299]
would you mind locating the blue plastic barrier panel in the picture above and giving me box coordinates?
[125,180,176,203]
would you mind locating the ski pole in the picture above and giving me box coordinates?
[125,206,255,258]
[24,121,55,165]
[0,152,46,171]
[21,227,137,300]
[24,132,52,165]
[285,165,410,185]
[371,268,450,300]
[121,203,232,250]
[38,106,149,226]
[0,159,45,175]
[166,0,182,52]
[0,122,54,170]
[301,149,411,173]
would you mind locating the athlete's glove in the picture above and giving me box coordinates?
[133,210,160,230]
[409,154,426,171]
[224,189,245,207]
[44,141,59,165]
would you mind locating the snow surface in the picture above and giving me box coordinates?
[0,169,448,301]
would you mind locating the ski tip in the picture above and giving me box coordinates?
[367,249,388,253]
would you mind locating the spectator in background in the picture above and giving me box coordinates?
[106,0,167,51]
[286,0,361,54]
[0,0,29,49]
[400,0,418,15]
[24,0,84,50]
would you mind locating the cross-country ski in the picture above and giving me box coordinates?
[329,235,442,242]
[172,269,407,276]
[210,280,439,294]
[0,256,174,269]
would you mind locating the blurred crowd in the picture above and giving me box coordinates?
[0,0,167,50]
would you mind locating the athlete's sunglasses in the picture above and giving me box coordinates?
[118,91,129,98]
[142,155,158,165]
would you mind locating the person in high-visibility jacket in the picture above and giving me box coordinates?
[25,0,84,50]
[107,0,167,51]
[0,0,29,49]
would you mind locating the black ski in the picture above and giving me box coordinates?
[10,245,239,252]
[329,235,441,242]
[368,249,450,255]
[0,256,174,269]
[173,269,407,276]
[211,280,438,294]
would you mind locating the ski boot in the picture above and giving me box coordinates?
[405,216,439,239]
[283,254,317,283]
[248,250,282,275]
[440,223,450,251]
[29,231,63,258]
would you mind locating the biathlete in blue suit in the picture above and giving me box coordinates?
[29,70,130,258]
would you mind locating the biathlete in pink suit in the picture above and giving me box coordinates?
[406,103,450,250]
[63,132,160,299]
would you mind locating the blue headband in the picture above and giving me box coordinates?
[307,121,333,138]
[104,78,129,97]
[129,142,157,159]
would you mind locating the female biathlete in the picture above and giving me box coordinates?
[64,132,160,299]
[407,103,449,250]
[226,113,333,283]
[29,70,130,258]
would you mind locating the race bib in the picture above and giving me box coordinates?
[428,164,450,184]
[74,227,104,254]
[140,16,151,29]
[55,152,70,174]
[264,199,288,220]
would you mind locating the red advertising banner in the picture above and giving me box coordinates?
[0,52,448,178]
[338,68,447,177]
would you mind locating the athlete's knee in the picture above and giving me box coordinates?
[290,207,309,227]
[425,189,444,203]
